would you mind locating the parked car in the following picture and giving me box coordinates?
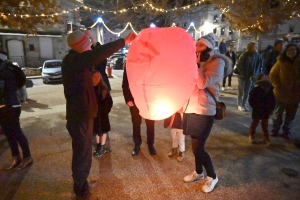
[107,51,126,70]
[41,60,62,84]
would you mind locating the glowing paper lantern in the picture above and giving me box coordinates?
[126,27,198,120]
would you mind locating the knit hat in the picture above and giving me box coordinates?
[196,33,215,49]
[251,73,264,82]
[274,39,283,48]
[67,30,91,52]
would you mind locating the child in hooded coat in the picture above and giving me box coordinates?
[248,73,275,144]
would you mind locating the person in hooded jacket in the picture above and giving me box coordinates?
[248,73,275,144]
[182,33,232,193]
[269,43,300,139]
[0,51,33,171]
[235,42,263,111]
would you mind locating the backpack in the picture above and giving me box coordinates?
[0,61,26,89]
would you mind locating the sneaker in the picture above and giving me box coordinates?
[202,176,218,193]
[168,148,177,157]
[269,130,278,137]
[177,151,185,162]
[238,106,245,111]
[249,136,255,144]
[244,106,250,111]
[227,87,234,90]
[183,171,205,183]
[221,87,225,91]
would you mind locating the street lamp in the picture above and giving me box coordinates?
[150,23,156,28]
[97,18,104,44]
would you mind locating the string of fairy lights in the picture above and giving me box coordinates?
[0,0,299,35]
[1,0,298,19]
[0,0,210,18]
[88,17,200,36]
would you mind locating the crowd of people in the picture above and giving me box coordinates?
[1,29,299,199]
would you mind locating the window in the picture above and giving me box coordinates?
[229,27,233,35]
[29,44,34,51]
[221,27,225,35]
[221,14,226,22]
[213,28,217,34]
[45,61,62,68]
[213,15,218,23]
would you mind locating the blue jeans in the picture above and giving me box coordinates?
[272,100,299,133]
[237,77,252,107]
[183,113,216,178]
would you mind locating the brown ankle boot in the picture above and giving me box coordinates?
[5,156,22,170]
[168,148,177,157]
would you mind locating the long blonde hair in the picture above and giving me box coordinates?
[91,70,110,98]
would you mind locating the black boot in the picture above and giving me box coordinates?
[95,145,105,158]
[93,144,101,156]
[148,145,156,155]
[132,144,140,156]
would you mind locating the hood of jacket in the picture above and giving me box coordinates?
[254,80,272,92]
[203,53,233,77]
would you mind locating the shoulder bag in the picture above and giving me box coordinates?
[205,88,226,120]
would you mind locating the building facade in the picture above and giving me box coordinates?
[0,0,83,68]
[173,4,300,53]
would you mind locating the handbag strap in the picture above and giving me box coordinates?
[205,88,220,107]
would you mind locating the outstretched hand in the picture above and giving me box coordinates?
[124,32,137,44]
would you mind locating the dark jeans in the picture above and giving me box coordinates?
[66,117,93,196]
[250,118,268,136]
[184,113,216,179]
[272,100,299,133]
[222,74,232,87]
[0,106,31,158]
[129,105,155,146]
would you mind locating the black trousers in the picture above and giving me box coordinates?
[0,106,31,158]
[66,117,93,196]
[129,105,155,146]
[184,114,216,179]
[222,74,233,87]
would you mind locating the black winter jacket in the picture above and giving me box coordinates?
[62,39,124,120]
[0,61,21,106]
[263,49,281,75]
[248,80,275,119]
[163,113,182,129]
[122,66,134,103]
[93,86,113,134]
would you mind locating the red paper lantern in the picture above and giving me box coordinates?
[126,27,198,120]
